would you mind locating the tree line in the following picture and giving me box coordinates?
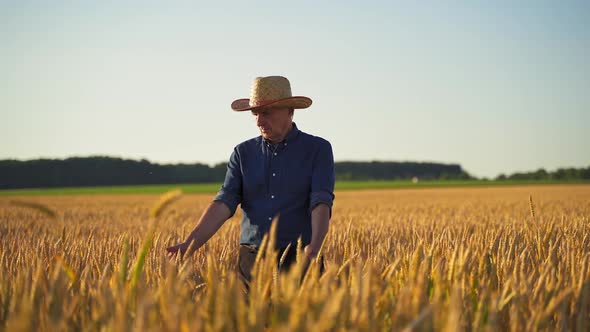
[0,156,472,189]
[1,157,587,189]
[495,167,590,181]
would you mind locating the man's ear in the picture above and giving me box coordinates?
[289,108,295,117]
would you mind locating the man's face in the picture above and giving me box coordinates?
[252,107,293,143]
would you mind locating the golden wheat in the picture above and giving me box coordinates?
[0,185,588,331]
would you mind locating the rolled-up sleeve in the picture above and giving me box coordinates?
[309,140,335,213]
[214,148,242,217]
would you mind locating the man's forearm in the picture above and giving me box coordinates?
[308,203,331,255]
[185,201,231,253]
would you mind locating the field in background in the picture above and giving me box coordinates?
[1,185,589,330]
[1,179,587,196]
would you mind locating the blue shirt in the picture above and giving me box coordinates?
[214,123,335,248]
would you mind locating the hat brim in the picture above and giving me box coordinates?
[231,96,312,112]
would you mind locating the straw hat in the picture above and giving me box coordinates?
[231,76,312,112]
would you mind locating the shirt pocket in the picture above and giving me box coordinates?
[243,166,267,197]
[283,163,312,195]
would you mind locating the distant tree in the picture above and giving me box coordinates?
[532,168,548,180]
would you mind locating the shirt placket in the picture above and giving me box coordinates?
[266,141,287,223]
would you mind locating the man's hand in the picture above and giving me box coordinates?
[166,241,191,258]
[165,201,231,259]
[304,244,320,259]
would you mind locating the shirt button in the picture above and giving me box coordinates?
[273,152,277,156]
[272,173,276,177]
[268,217,272,221]
[271,195,275,199]
[284,143,287,146]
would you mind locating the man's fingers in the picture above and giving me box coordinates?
[166,243,187,260]
[166,245,180,260]
[166,250,180,261]
[304,245,317,259]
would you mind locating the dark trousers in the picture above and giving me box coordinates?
[238,244,324,293]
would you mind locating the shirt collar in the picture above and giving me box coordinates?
[263,122,300,145]
[284,122,300,143]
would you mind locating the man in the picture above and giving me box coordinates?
[166,76,335,288]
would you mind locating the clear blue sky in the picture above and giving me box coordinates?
[1,1,588,178]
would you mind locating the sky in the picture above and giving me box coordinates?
[1,0,589,178]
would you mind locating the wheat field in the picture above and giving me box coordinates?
[0,185,589,331]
